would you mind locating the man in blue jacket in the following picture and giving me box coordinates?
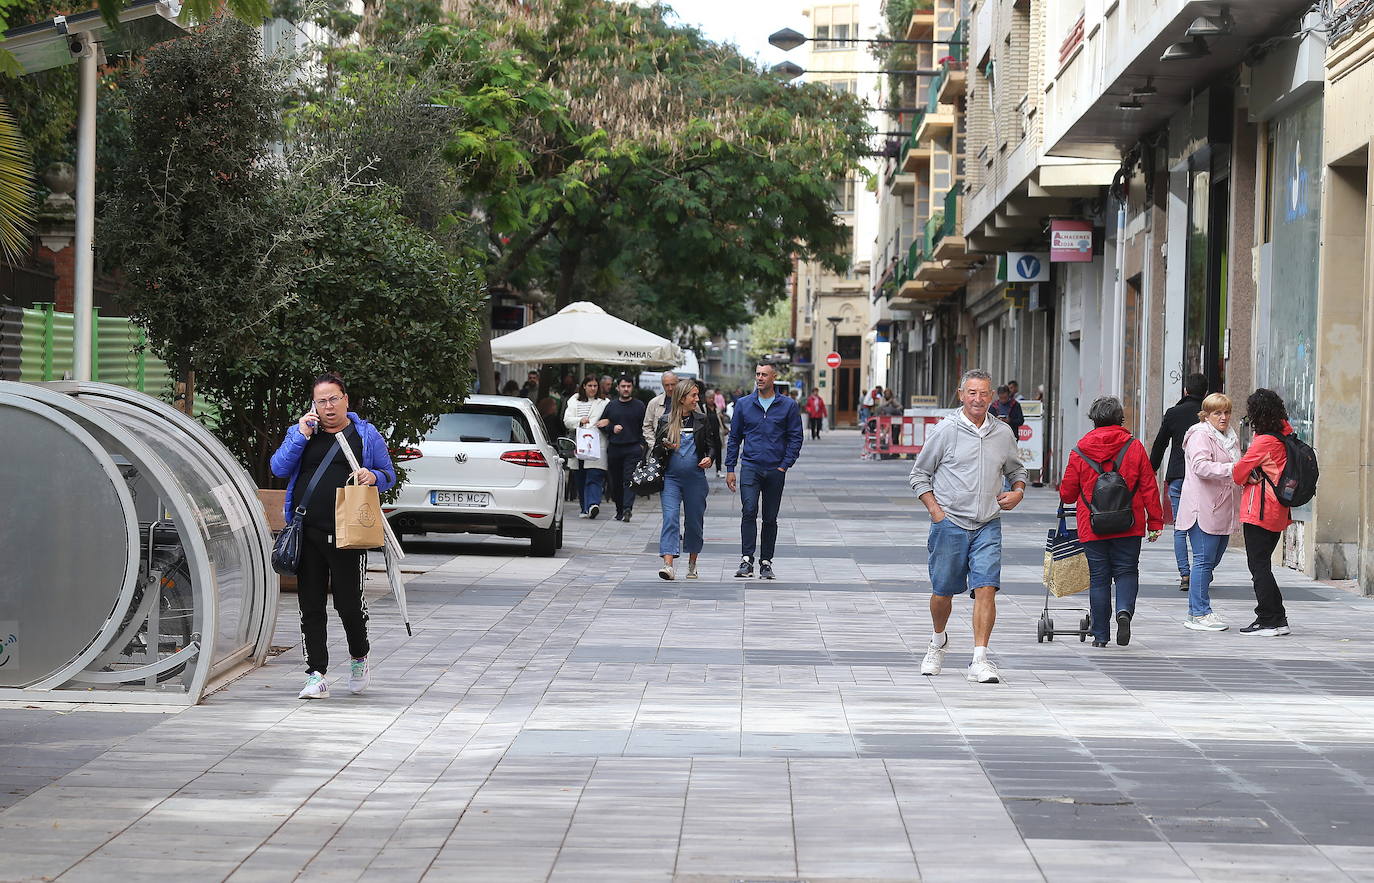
[725,361,804,579]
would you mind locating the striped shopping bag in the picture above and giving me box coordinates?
[1043,515,1091,598]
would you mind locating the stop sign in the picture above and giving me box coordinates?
[825,352,842,368]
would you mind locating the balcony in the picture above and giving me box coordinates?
[914,79,955,143]
[904,1,934,40]
[932,188,974,264]
[901,136,931,173]
[889,171,916,194]
[936,22,967,105]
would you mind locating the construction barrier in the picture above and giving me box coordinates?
[861,414,943,459]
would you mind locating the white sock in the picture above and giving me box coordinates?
[931,631,947,648]
[972,646,988,663]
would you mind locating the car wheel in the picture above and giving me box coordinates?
[531,523,558,557]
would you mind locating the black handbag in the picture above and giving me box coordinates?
[271,441,343,575]
[630,452,665,497]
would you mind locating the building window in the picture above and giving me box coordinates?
[832,177,856,213]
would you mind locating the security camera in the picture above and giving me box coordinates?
[66,32,93,58]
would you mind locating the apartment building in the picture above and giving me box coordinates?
[870,0,970,406]
[792,1,884,426]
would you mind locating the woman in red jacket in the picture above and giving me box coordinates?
[1231,388,1294,636]
[1059,396,1164,647]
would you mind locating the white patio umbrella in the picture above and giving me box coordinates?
[490,302,683,372]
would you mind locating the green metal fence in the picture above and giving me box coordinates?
[4,303,172,393]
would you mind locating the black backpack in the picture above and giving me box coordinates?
[1259,432,1319,512]
[1073,441,1136,535]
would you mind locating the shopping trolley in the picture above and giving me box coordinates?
[1038,504,1092,643]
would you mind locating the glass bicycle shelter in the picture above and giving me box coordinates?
[0,380,277,703]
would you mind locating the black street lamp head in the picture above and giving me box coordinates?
[769,27,807,52]
[771,60,805,81]
[1161,35,1209,61]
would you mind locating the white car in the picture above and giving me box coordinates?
[383,395,567,556]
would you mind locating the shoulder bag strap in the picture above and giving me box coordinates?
[295,440,342,516]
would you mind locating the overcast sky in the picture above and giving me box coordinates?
[659,0,798,68]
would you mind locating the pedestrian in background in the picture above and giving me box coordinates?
[564,375,609,519]
[989,385,1024,434]
[270,372,395,700]
[860,385,881,429]
[1175,393,1242,632]
[1231,389,1295,636]
[726,361,803,580]
[520,370,541,401]
[804,389,827,440]
[602,375,647,522]
[699,380,728,477]
[1008,380,1025,401]
[535,396,563,446]
[1150,373,1209,591]
[642,370,679,447]
[909,369,1027,684]
[599,374,614,399]
[1058,396,1163,647]
[654,381,720,580]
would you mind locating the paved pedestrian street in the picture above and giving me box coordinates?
[5,433,1374,882]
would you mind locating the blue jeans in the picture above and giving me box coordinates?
[660,448,707,557]
[574,467,605,513]
[927,518,1002,596]
[1082,536,1141,642]
[1169,479,1189,579]
[739,464,786,561]
[1186,526,1229,616]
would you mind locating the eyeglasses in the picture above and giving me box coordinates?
[313,394,345,408]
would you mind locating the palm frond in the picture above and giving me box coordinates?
[0,98,33,264]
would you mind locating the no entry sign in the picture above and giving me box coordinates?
[825,352,842,368]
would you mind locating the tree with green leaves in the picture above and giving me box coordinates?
[102,16,484,483]
[312,0,870,391]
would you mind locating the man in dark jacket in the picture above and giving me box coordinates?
[1149,373,1208,590]
[602,376,647,522]
[725,361,804,580]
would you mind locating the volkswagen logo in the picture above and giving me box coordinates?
[454,452,468,464]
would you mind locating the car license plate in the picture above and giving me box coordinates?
[431,490,492,508]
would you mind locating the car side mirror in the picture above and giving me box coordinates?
[555,437,576,458]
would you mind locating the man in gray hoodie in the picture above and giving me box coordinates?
[909,369,1028,684]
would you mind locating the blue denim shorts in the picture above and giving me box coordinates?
[927,517,1002,597]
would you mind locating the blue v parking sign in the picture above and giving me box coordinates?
[1007,251,1050,282]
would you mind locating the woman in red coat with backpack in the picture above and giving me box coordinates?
[1231,389,1296,636]
[1059,396,1164,647]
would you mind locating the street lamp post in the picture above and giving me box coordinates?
[826,315,842,430]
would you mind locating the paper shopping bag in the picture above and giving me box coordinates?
[575,425,602,460]
[335,480,385,549]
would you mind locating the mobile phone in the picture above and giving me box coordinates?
[305,403,319,429]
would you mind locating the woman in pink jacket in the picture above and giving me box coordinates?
[1230,388,1294,636]
[1174,394,1242,632]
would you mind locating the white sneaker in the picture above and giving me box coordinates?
[298,671,328,699]
[658,564,676,580]
[348,657,370,694]
[966,658,1001,684]
[578,512,590,519]
[686,564,699,579]
[1184,613,1229,632]
[920,641,947,676]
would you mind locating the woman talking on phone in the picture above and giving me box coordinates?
[270,372,395,700]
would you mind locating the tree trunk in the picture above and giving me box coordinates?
[554,241,583,311]
[175,365,195,417]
